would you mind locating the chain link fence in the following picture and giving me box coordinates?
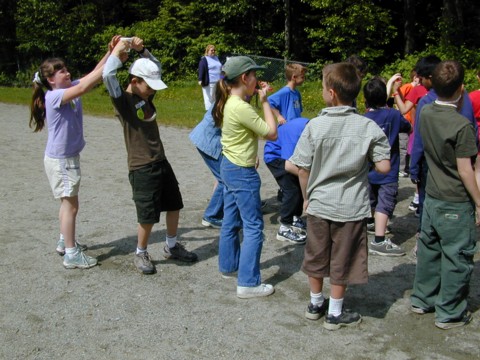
[232,54,319,83]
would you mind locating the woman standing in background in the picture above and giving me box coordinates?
[198,44,222,110]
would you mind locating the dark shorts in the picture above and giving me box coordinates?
[369,182,398,217]
[128,160,183,224]
[302,215,368,285]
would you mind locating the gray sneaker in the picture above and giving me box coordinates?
[63,250,97,269]
[276,227,306,244]
[134,251,156,274]
[369,239,405,257]
[56,238,87,256]
[163,243,198,262]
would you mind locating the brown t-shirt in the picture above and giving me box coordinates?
[111,91,166,171]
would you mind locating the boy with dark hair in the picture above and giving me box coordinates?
[411,60,480,329]
[363,77,411,256]
[103,37,198,275]
[401,55,477,257]
[264,117,309,244]
[289,62,391,330]
[268,63,306,124]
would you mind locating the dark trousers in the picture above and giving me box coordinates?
[266,159,303,225]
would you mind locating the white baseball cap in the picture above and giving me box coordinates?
[129,58,167,90]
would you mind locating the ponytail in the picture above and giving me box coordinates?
[212,78,230,128]
[30,82,46,132]
[29,58,65,132]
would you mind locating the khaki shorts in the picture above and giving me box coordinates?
[302,214,368,285]
[44,155,81,199]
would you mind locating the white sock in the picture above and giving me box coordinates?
[65,246,77,259]
[310,291,325,306]
[136,247,147,255]
[413,192,419,203]
[328,297,344,317]
[166,235,177,248]
[60,234,65,241]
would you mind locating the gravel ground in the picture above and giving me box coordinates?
[1,102,480,360]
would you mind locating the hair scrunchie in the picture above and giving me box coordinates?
[33,72,43,85]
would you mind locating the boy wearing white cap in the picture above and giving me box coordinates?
[103,37,198,274]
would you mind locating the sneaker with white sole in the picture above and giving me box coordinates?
[134,251,156,274]
[276,227,306,244]
[323,309,362,330]
[201,217,222,229]
[408,201,419,211]
[435,311,472,330]
[237,284,275,299]
[292,216,307,233]
[369,239,405,256]
[305,298,329,320]
[56,238,88,256]
[63,250,97,269]
[163,243,198,262]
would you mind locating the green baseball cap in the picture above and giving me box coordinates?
[222,56,266,81]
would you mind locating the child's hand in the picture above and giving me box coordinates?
[109,35,122,52]
[131,37,145,52]
[256,81,272,102]
[111,38,130,61]
[277,115,287,125]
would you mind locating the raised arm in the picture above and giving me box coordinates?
[61,36,122,104]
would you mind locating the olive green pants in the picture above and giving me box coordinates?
[411,195,477,322]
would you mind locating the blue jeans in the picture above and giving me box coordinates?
[219,156,264,287]
[197,149,224,221]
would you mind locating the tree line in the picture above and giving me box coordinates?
[1,0,479,85]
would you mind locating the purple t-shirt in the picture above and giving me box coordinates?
[44,80,85,158]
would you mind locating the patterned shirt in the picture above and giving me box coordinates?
[290,106,390,221]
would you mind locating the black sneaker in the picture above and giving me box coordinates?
[408,201,419,211]
[323,310,362,331]
[305,298,329,320]
[435,311,472,330]
[276,227,306,244]
[163,243,198,262]
[134,251,156,274]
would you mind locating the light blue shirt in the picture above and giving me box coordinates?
[189,107,222,159]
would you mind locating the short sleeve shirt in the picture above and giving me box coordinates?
[290,106,390,221]
[45,81,85,158]
[420,102,478,202]
[221,95,270,167]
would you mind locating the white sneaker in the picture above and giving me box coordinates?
[237,284,275,299]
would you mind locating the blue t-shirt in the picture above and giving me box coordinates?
[365,108,411,184]
[268,86,303,122]
[264,117,309,164]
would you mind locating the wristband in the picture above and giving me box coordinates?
[392,92,399,97]
[136,47,146,54]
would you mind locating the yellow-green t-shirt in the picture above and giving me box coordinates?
[221,95,270,167]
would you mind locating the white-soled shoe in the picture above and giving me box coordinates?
[237,284,275,299]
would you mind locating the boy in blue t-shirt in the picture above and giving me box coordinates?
[264,117,309,244]
[363,77,411,256]
[268,63,306,124]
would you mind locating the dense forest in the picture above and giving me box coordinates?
[1,0,480,84]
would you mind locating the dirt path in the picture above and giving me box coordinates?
[1,103,479,359]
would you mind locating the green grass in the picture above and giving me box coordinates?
[0,80,327,128]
